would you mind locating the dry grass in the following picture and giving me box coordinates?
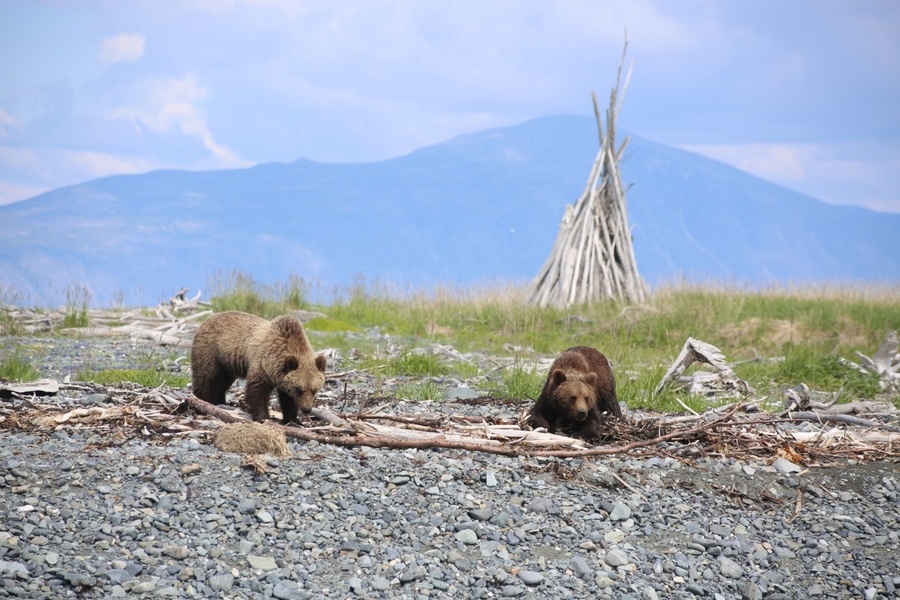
[213,421,291,457]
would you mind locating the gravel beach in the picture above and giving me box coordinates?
[1,336,898,599]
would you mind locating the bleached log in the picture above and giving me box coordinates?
[839,330,900,392]
[0,379,59,397]
[654,337,754,399]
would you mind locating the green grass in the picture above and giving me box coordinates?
[208,270,312,318]
[304,316,360,332]
[6,275,899,412]
[0,353,42,382]
[485,359,545,400]
[203,276,900,411]
[62,284,91,329]
[75,368,191,388]
[394,379,447,401]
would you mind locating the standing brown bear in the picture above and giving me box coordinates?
[191,311,327,424]
[528,346,621,440]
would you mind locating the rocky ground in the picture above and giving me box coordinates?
[1,335,898,599]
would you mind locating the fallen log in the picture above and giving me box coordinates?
[185,395,752,458]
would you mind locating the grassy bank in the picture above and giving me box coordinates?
[207,274,899,412]
[3,274,898,412]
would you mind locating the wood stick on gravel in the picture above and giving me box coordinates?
[186,395,751,458]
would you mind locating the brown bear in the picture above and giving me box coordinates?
[528,345,621,440]
[190,311,327,424]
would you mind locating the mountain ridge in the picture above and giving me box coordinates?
[1,115,897,306]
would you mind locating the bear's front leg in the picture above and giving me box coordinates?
[528,411,552,432]
[278,391,298,425]
[244,369,275,422]
[580,411,605,441]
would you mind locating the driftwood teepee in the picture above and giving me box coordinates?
[530,49,647,308]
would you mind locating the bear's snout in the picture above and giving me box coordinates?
[299,404,313,414]
[574,409,588,421]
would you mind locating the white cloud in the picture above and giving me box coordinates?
[682,141,900,213]
[193,0,309,18]
[110,74,249,166]
[0,178,45,206]
[0,109,20,138]
[99,33,146,65]
[0,145,156,205]
[683,143,809,183]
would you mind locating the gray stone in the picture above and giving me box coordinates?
[518,570,543,586]
[274,580,303,599]
[256,510,274,523]
[772,458,803,474]
[486,470,498,487]
[371,576,390,591]
[605,549,629,567]
[719,556,743,579]
[527,497,553,512]
[609,502,632,521]
[571,555,592,578]
[455,529,478,544]
[443,386,480,400]
[248,555,278,571]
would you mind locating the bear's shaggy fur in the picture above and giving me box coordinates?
[528,345,621,440]
[190,311,327,424]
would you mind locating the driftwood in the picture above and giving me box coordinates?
[654,338,754,410]
[529,41,647,308]
[0,379,895,464]
[839,330,900,393]
[185,395,892,461]
[1,288,210,347]
[0,379,59,398]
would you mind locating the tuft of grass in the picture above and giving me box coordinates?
[76,368,190,388]
[485,359,545,400]
[389,350,450,377]
[394,379,446,401]
[0,353,41,382]
[62,284,92,329]
[1,286,30,336]
[209,270,312,318]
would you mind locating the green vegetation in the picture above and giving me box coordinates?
[299,279,899,411]
[0,353,41,382]
[209,270,311,318]
[75,368,191,388]
[4,274,898,412]
[394,379,446,401]
[485,359,546,400]
[304,316,360,332]
[62,285,91,328]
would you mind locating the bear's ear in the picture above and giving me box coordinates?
[551,369,567,386]
[584,373,598,387]
[315,354,327,373]
[283,356,299,372]
[273,316,303,338]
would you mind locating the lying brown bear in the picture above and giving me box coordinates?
[528,345,621,440]
[191,311,327,424]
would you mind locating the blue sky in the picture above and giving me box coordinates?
[1,0,898,212]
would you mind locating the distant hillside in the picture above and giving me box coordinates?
[1,115,898,306]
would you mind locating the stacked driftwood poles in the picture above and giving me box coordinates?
[530,47,647,308]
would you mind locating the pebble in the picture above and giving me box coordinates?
[518,570,544,586]
[0,335,896,600]
[605,548,630,567]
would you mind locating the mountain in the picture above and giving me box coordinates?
[1,115,898,306]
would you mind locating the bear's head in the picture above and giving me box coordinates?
[549,369,598,423]
[278,354,327,414]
